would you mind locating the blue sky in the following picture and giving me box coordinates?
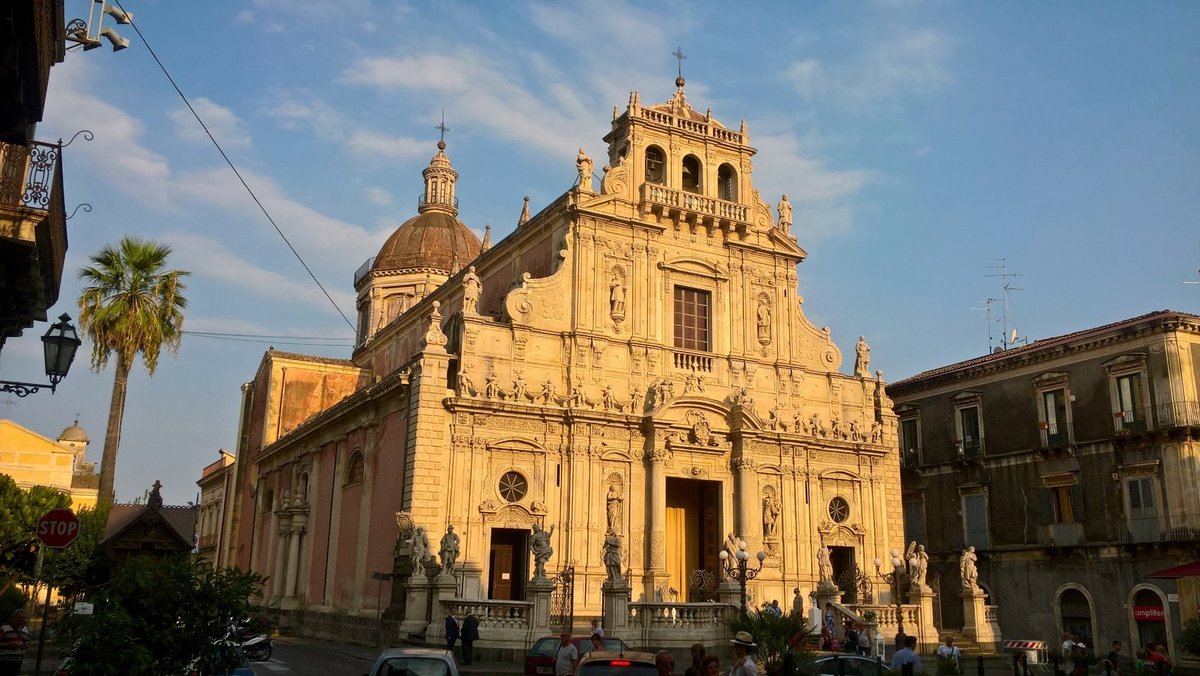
[2,1,1197,505]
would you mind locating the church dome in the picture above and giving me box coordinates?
[372,212,481,274]
[58,419,88,443]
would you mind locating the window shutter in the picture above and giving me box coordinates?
[1070,484,1086,522]
[1035,489,1053,526]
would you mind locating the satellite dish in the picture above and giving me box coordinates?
[992,347,1003,354]
[1010,328,1019,343]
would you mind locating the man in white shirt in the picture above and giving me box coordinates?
[591,619,604,638]
[936,636,961,671]
[554,632,579,676]
[891,636,924,673]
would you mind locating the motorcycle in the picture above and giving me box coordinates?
[228,621,273,662]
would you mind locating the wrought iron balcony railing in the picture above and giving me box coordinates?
[1037,421,1073,449]
[1114,514,1200,545]
[0,140,61,211]
[1115,401,1200,437]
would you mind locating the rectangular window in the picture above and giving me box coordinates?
[900,418,919,465]
[903,498,926,544]
[673,287,711,352]
[1115,374,1145,432]
[963,493,990,549]
[959,406,981,456]
[1042,389,1069,444]
[1050,486,1074,524]
[1126,477,1158,542]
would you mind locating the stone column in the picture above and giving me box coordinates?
[733,456,757,543]
[527,576,555,634]
[602,579,630,635]
[400,575,432,636]
[273,513,292,600]
[283,510,308,607]
[644,448,669,599]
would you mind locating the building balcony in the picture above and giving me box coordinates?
[1114,401,1200,441]
[671,348,713,373]
[0,139,67,347]
[1038,522,1084,547]
[1037,422,1073,450]
[1115,514,1200,545]
[640,183,748,227]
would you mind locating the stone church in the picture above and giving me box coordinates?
[218,77,906,636]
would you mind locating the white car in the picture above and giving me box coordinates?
[364,647,461,676]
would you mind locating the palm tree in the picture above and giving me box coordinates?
[78,236,189,505]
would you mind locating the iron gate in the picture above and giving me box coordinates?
[549,565,575,630]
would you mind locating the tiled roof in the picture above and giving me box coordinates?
[889,309,1200,390]
[102,503,197,547]
[268,350,357,367]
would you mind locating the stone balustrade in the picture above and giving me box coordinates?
[439,598,538,647]
[672,349,713,373]
[627,601,738,649]
[641,184,748,224]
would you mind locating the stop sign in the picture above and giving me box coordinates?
[37,508,80,548]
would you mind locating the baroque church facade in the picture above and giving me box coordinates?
[219,79,906,628]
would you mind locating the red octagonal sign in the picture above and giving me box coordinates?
[37,508,80,548]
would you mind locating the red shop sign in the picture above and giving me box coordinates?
[1133,606,1165,621]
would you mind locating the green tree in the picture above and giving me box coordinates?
[1181,617,1200,658]
[727,609,813,676]
[78,236,189,505]
[0,474,71,585]
[58,556,263,675]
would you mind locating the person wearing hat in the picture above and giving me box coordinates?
[730,631,758,676]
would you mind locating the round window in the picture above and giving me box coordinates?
[828,497,850,523]
[498,471,528,503]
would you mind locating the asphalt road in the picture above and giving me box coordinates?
[258,638,379,676]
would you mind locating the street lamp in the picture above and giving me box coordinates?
[874,549,908,651]
[719,537,766,613]
[0,314,81,397]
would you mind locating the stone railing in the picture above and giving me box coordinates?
[673,349,713,373]
[627,602,737,649]
[641,183,748,223]
[439,599,537,647]
[635,107,746,145]
[848,604,922,638]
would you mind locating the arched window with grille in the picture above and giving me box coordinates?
[345,450,364,486]
[681,155,702,193]
[645,145,665,184]
[718,163,737,201]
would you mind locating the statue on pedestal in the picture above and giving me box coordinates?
[909,543,929,591]
[410,526,430,577]
[854,336,871,378]
[603,529,623,582]
[530,522,555,579]
[777,194,793,232]
[959,546,979,590]
[762,493,781,538]
[439,525,459,576]
[462,266,481,315]
[577,148,594,192]
[817,544,833,584]
[606,484,624,531]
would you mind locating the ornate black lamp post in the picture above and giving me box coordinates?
[874,549,909,651]
[0,314,81,397]
[719,537,766,613]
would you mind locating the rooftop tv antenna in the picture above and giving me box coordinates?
[986,258,1024,350]
[969,298,1001,353]
[1186,269,1199,286]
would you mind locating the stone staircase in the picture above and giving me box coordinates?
[937,632,993,656]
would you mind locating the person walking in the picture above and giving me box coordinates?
[730,631,758,676]
[936,635,962,673]
[461,613,479,665]
[0,610,29,676]
[444,610,460,656]
[591,619,604,638]
[701,655,721,676]
[891,635,924,673]
[554,632,578,676]
[656,650,676,676]
[1104,641,1122,675]
[685,643,706,676]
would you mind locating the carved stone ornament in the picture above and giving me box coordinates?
[684,410,721,447]
[420,301,448,350]
[395,511,415,537]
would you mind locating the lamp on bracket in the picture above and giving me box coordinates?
[0,315,82,397]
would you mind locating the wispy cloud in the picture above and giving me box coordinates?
[346,130,426,160]
[751,131,871,239]
[364,186,392,205]
[786,28,953,108]
[169,97,251,149]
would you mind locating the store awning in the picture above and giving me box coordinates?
[1145,560,1200,579]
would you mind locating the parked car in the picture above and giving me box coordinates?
[525,636,631,676]
[812,654,891,675]
[365,647,460,676]
[574,651,658,676]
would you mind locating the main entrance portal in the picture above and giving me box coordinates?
[831,545,857,601]
[666,478,722,601]
[488,528,529,600]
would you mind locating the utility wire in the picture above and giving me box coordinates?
[113,1,355,333]
[184,330,352,340]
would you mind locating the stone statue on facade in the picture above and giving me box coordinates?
[870,420,883,444]
[909,543,930,591]
[756,299,772,342]
[817,544,833,583]
[457,368,476,398]
[540,379,556,404]
[630,387,644,413]
[762,493,781,537]
[777,193,793,232]
[530,522,555,579]
[603,529,623,582]
[724,532,740,561]
[849,419,862,442]
[609,275,626,316]
[810,413,825,437]
[568,384,585,409]
[511,374,527,402]
[484,371,499,399]
[439,525,460,576]
[602,384,619,411]
[830,413,844,440]
[959,546,979,590]
[769,406,783,431]
[793,411,804,433]
[683,371,704,394]
[577,148,594,192]
[462,266,481,316]
[410,526,430,577]
[656,379,674,406]
[854,336,871,377]
[606,484,624,531]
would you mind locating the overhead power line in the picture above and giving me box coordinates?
[113,0,355,333]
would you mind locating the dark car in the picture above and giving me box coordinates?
[525,636,630,676]
[574,651,658,676]
[812,654,892,675]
